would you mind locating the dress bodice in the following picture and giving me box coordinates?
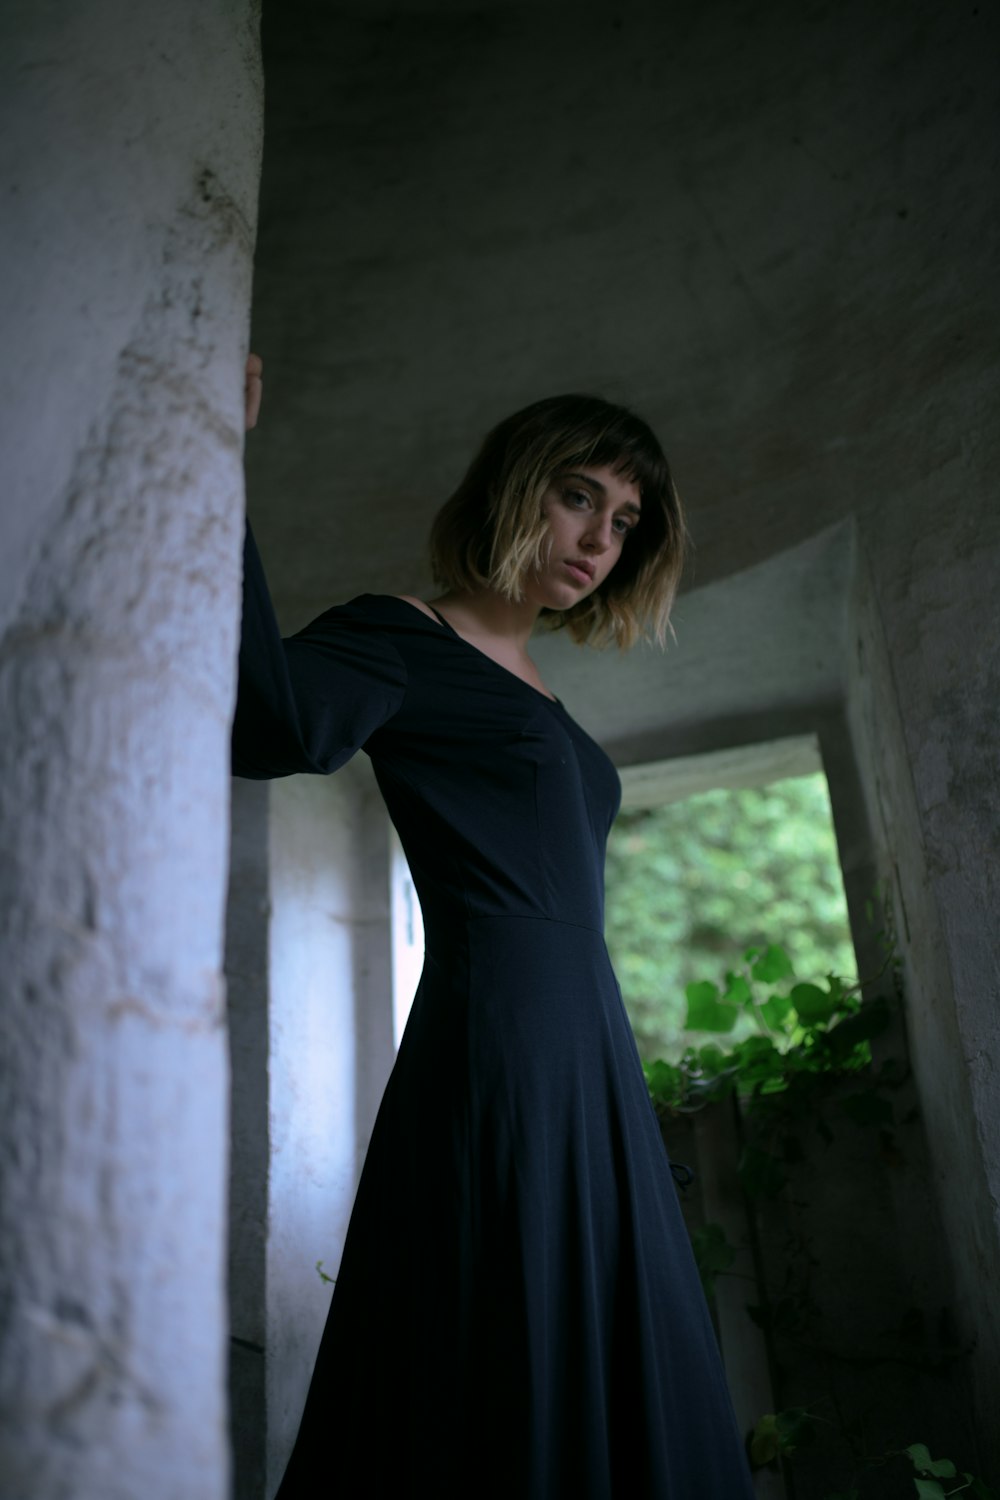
[232,523,620,940]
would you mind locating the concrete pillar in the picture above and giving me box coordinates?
[0,4,262,1497]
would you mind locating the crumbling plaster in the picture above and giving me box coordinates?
[0,3,263,1497]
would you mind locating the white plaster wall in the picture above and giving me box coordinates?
[265,759,395,1495]
[0,3,262,1497]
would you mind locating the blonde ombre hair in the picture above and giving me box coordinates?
[429,394,687,649]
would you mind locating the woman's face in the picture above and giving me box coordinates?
[527,464,641,610]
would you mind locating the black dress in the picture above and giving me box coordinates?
[233,522,754,1499]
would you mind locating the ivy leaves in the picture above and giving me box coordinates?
[682,944,845,1039]
[904,1443,995,1500]
[645,942,893,1130]
[682,945,793,1033]
[746,1426,995,1498]
[645,942,898,1217]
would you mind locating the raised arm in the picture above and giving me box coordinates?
[232,358,407,779]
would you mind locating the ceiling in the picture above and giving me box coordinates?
[245,0,989,749]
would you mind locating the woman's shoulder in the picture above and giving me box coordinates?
[314,593,447,638]
[392,593,441,624]
[294,594,449,699]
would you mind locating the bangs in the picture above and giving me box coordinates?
[566,419,671,504]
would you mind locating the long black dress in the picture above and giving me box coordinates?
[233,522,754,1499]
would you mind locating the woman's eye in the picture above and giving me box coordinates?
[613,517,634,536]
[566,490,591,508]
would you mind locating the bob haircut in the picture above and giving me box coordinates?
[428,394,687,649]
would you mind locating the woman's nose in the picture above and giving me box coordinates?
[582,517,613,552]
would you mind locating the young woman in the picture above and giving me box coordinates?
[235,356,754,1498]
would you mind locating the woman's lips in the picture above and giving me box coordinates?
[564,561,593,586]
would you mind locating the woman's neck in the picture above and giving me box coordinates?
[429,587,541,652]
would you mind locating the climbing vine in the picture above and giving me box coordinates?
[642,940,897,1159]
[642,926,988,1496]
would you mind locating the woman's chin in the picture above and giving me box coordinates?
[546,582,592,611]
[524,574,586,611]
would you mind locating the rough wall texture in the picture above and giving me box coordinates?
[0,4,262,1497]
[226,779,271,1500]
[263,763,395,1496]
[848,519,1000,1467]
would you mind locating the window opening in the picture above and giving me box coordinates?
[605,741,856,1063]
[389,825,425,1049]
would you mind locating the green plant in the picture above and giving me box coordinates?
[821,1439,995,1500]
[748,1405,821,1466]
[748,1415,994,1498]
[900,1443,995,1499]
[651,931,985,1496]
[643,943,897,1179]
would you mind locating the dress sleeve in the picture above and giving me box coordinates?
[231,519,408,780]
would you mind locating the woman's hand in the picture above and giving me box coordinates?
[245,353,263,431]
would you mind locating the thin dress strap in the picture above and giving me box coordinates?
[424,603,456,633]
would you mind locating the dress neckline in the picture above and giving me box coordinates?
[381,594,563,708]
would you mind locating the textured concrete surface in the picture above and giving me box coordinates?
[263,762,395,1495]
[0,3,262,1497]
[241,0,999,1475]
[226,779,271,1500]
[847,543,1000,1463]
[751,1065,980,1497]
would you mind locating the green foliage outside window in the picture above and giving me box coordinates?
[604,774,857,1062]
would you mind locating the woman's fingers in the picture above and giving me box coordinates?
[245,353,263,431]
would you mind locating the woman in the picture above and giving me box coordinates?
[236,356,754,1498]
